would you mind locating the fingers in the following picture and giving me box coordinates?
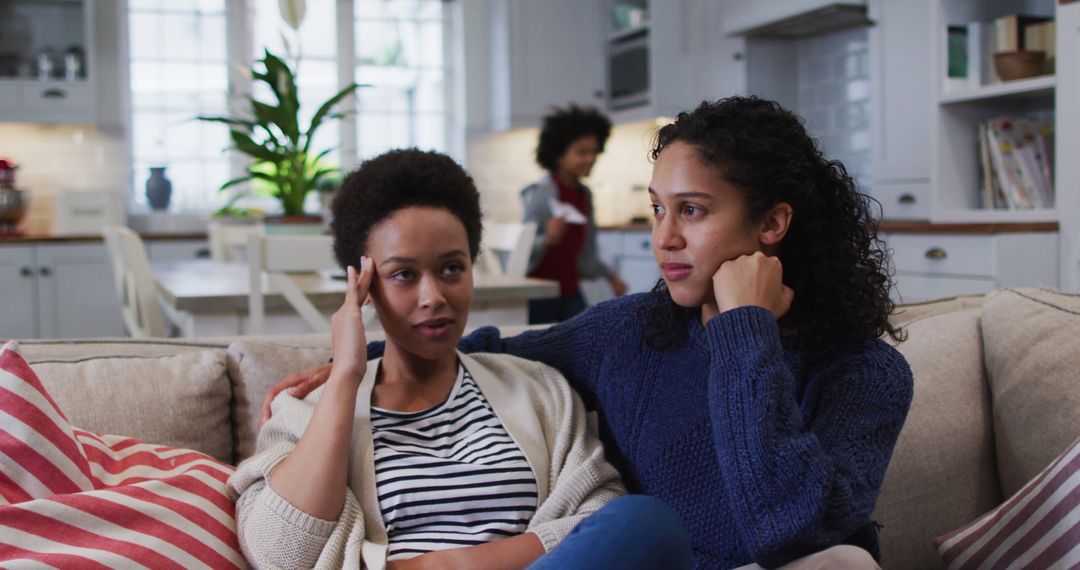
[357,256,375,299]
[344,264,358,304]
[288,364,331,398]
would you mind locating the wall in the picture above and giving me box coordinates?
[793,26,874,187]
[466,118,661,226]
[0,124,128,234]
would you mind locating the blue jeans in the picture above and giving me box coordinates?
[527,495,693,570]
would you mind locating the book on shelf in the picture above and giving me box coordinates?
[978,116,1055,210]
[944,25,968,92]
[994,14,1053,53]
[1024,20,1056,72]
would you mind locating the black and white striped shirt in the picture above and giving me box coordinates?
[371,365,539,561]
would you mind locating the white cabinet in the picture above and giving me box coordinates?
[867,0,933,220]
[0,0,96,123]
[35,244,125,338]
[884,232,1058,302]
[0,242,124,339]
[605,0,747,121]
[722,0,869,37]
[146,239,211,262]
[483,0,607,131]
[0,245,39,339]
[583,229,659,305]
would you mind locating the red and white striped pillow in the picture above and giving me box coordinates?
[0,341,247,569]
[933,434,1080,569]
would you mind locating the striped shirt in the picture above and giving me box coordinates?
[370,364,539,561]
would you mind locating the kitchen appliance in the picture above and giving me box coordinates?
[0,159,26,236]
[52,190,125,236]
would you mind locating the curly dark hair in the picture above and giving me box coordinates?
[330,148,482,270]
[641,96,902,353]
[535,105,612,172]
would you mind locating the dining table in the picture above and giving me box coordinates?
[152,259,559,337]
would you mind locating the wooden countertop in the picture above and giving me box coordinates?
[598,222,651,231]
[878,221,1059,234]
[0,232,208,244]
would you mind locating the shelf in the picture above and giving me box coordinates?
[939,75,1055,105]
[608,23,649,42]
[930,208,1059,224]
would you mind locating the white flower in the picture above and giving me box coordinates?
[278,0,306,31]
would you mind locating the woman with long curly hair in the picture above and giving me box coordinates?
[263,97,913,569]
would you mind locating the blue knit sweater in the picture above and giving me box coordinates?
[369,293,913,569]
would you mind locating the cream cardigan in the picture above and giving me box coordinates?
[228,352,626,570]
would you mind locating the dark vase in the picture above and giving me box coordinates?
[146,167,173,211]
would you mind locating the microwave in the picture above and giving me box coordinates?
[608,35,649,110]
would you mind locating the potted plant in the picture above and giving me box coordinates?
[198,49,361,230]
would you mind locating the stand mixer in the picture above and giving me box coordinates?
[0,159,26,236]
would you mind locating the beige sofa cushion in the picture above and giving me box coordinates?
[981,288,1080,497]
[227,340,333,462]
[17,340,232,464]
[874,307,1001,570]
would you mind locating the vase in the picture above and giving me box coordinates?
[146,167,172,211]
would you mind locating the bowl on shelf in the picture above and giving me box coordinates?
[993,51,1048,81]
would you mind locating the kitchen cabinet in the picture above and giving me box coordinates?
[482,0,607,131]
[721,0,869,37]
[0,245,38,339]
[884,231,1058,303]
[0,0,97,123]
[867,0,933,220]
[35,243,124,338]
[604,0,747,122]
[0,241,124,339]
[584,229,659,305]
[146,239,211,262]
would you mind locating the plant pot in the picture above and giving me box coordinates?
[993,51,1047,82]
[264,214,325,235]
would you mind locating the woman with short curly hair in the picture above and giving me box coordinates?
[267,97,914,569]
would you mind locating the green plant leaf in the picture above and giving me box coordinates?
[218,175,253,192]
[303,82,364,154]
[196,116,256,130]
[230,130,280,163]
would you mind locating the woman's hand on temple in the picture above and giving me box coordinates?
[712,251,793,319]
[330,258,375,386]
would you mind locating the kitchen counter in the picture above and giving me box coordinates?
[0,231,207,244]
[598,222,651,231]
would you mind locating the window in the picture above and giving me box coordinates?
[354,0,452,158]
[126,0,458,213]
[128,0,230,211]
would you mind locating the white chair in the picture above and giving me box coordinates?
[247,233,380,335]
[101,226,180,338]
[478,221,538,277]
[208,220,264,262]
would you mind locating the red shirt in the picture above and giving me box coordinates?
[528,177,590,297]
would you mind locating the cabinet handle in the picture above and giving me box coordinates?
[41,89,66,99]
[593,89,605,99]
[39,266,52,276]
[924,247,947,260]
[641,239,650,249]
[195,247,212,259]
[898,193,916,205]
[20,266,33,278]
[733,52,745,61]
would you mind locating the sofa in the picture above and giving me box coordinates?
[9,287,1080,569]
